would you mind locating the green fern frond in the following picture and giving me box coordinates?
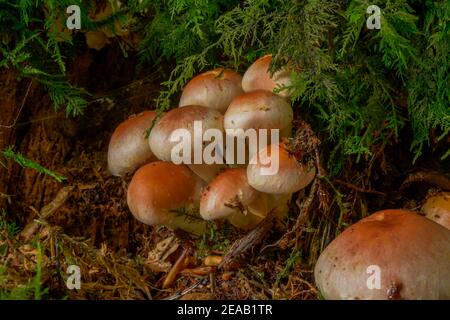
[1,146,67,183]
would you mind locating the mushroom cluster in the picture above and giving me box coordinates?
[107,55,316,234]
[107,57,449,299]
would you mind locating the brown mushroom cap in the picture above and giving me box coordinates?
[314,209,450,300]
[247,143,315,194]
[108,111,158,177]
[179,68,244,114]
[224,90,293,138]
[200,168,269,230]
[242,54,292,98]
[422,192,450,229]
[149,105,224,163]
[127,161,206,234]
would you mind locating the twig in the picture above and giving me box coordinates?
[294,179,319,248]
[210,272,215,297]
[290,118,330,212]
[162,248,189,289]
[334,179,386,196]
[275,179,319,250]
[0,81,32,128]
[162,279,205,300]
[20,186,74,240]
[218,213,275,270]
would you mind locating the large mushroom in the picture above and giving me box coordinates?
[127,161,207,235]
[149,105,225,182]
[314,209,450,300]
[179,68,244,114]
[108,111,158,177]
[242,54,292,98]
[421,192,450,229]
[200,168,269,230]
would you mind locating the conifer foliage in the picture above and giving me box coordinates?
[0,0,448,171]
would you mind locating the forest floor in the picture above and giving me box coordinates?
[0,43,448,300]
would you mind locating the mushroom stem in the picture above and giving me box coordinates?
[227,193,269,230]
[166,214,208,236]
[187,163,226,183]
[267,193,291,221]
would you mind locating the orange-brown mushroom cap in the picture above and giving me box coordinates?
[149,105,224,163]
[108,111,158,177]
[314,209,450,300]
[127,161,204,227]
[200,168,268,230]
[179,68,243,114]
[247,143,315,194]
[242,54,292,98]
[224,90,293,138]
[422,192,450,229]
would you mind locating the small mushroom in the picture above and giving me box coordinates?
[314,209,450,300]
[247,143,315,194]
[224,90,293,138]
[127,161,207,235]
[149,105,225,181]
[421,192,450,229]
[223,90,293,164]
[247,143,315,220]
[242,54,292,98]
[200,168,269,230]
[149,105,224,162]
[179,68,244,114]
[108,111,158,177]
